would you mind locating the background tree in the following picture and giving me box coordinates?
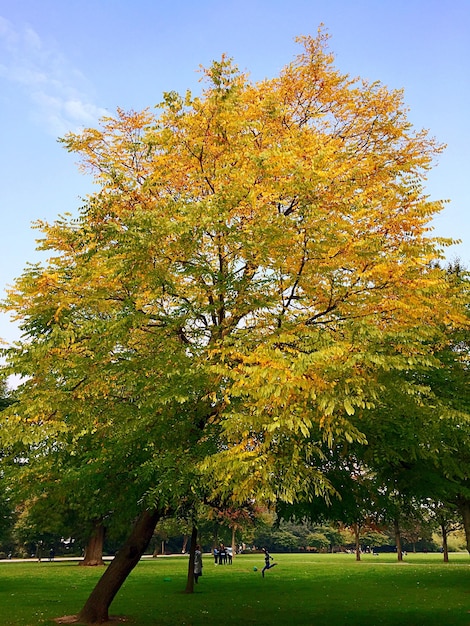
[360,261,470,554]
[428,501,462,562]
[1,30,466,623]
[279,443,387,560]
[153,516,193,555]
[429,264,470,553]
[278,261,469,561]
[206,499,261,557]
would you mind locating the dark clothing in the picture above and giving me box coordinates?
[262,549,277,577]
[218,545,227,564]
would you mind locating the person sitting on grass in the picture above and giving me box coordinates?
[261,547,277,578]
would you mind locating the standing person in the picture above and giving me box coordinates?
[261,547,277,578]
[219,543,227,565]
[194,544,203,584]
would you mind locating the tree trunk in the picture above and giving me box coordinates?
[80,520,106,566]
[182,534,188,554]
[440,522,449,563]
[352,523,361,561]
[394,519,403,562]
[184,525,198,594]
[77,509,161,624]
[231,526,236,560]
[456,497,470,555]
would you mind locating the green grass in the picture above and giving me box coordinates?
[0,553,469,625]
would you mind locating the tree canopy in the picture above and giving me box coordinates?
[1,30,467,623]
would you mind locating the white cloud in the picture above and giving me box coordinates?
[0,16,107,135]
[23,25,42,52]
[64,99,103,123]
[0,16,19,49]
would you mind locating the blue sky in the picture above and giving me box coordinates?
[1,0,469,346]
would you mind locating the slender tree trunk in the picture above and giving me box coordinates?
[182,534,189,554]
[231,526,236,560]
[394,519,403,562]
[353,523,361,561]
[77,509,161,624]
[80,520,106,566]
[456,497,470,555]
[184,525,198,594]
[440,522,449,563]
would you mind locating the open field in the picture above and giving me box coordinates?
[0,552,469,625]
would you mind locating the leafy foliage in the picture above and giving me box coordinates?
[1,29,466,522]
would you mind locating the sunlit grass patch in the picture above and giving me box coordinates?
[0,553,468,625]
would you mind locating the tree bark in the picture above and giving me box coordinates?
[80,520,106,567]
[456,496,470,555]
[77,509,161,624]
[352,523,361,561]
[394,519,403,562]
[231,526,236,560]
[440,522,449,563]
[184,525,198,594]
[212,524,219,563]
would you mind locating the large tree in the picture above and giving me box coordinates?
[1,31,465,623]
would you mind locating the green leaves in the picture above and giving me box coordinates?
[1,33,467,523]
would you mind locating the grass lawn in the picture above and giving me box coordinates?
[0,552,469,625]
